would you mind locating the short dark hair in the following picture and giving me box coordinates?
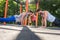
[36,9,41,12]
[28,10,33,13]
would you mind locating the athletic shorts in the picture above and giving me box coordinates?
[52,18,60,26]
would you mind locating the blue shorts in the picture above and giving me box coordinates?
[0,16,16,22]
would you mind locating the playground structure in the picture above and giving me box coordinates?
[4,0,8,24]
[3,0,47,28]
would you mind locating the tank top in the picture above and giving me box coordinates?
[47,11,56,22]
[31,15,36,21]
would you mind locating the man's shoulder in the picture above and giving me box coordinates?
[43,11,50,14]
[14,15,18,16]
[43,10,49,12]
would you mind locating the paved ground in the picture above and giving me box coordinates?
[0,25,60,40]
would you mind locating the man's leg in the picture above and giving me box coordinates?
[0,16,16,22]
[53,18,60,26]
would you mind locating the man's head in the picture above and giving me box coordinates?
[28,10,33,15]
[36,9,42,13]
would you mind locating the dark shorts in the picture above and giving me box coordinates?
[53,18,60,26]
[16,22,21,25]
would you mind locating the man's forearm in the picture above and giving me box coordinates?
[41,18,44,26]
[44,18,47,27]
[21,18,24,25]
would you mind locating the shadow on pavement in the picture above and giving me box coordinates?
[47,27,60,30]
[0,27,22,31]
[34,32,60,35]
[15,27,42,40]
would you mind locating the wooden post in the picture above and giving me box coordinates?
[4,0,8,24]
[26,0,28,12]
[36,0,39,27]
[24,0,28,26]
[20,3,22,13]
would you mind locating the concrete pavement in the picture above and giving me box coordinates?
[0,25,60,40]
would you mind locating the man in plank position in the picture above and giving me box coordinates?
[0,10,34,25]
[36,9,60,27]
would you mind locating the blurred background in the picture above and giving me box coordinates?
[0,0,60,27]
